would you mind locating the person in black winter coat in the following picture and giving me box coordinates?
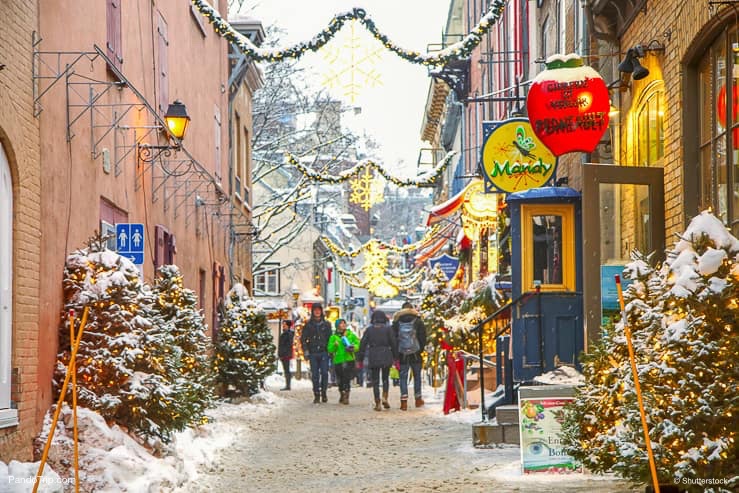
[300,303,332,403]
[278,320,294,391]
[392,302,427,409]
[358,310,397,411]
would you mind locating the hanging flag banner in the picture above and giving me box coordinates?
[526,53,610,156]
[429,253,460,280]
[480,119,558,194]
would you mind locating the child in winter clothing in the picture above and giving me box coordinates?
[327,319,360,405]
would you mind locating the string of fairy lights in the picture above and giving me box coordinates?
[320,225,442,258]
[285,152,455,187]
[189,0,491,296]
[191,0,506,66]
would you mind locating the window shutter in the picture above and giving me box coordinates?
[212,262,223,333]
[154,225,166,270]
[214,107,222,183]
[157,12,169,113]
[166,232,176,265]
[106,0,122,72]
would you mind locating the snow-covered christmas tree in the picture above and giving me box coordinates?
[214,284,276,396]
[55,234,159,438]
[56,235,218,442]
[562,212,738,492]
[141,265,214,434]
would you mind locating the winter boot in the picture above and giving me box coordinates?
[338,391,345,404]
[321,390,328,403]
[373,399,382,411]
[313,393,320,404]
[344,390,350,405]
[415,396,425,408]
[381,391,390,409]
[400,397,408,411]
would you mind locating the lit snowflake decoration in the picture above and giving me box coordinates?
[349,166,385,211]
[322,20,383,103]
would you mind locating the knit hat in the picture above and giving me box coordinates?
[371,310,388,324]
[334,318,346,330]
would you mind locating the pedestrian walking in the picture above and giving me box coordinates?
[392,301,427,410]
[278,320,295,391]
[327,318,360,405]
[357,310,397,411]
[301,303,332,403]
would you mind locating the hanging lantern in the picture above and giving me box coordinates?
[717,84,739,149]
[526,53,611,156]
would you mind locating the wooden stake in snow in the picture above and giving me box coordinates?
[615,275,660,493]
[34,307,89,493]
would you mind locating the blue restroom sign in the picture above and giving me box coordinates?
[116,223,144,265]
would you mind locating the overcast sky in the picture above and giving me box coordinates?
[238,0,451,175]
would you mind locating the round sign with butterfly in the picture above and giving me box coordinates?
[480,118,558,194]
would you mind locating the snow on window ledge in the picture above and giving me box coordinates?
[0,408,19,429]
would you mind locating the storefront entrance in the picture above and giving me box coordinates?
[582,164,665,347]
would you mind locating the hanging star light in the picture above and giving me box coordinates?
[350,166,385,211]
[322,20,383,103]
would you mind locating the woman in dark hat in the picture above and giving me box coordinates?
[357,310,398,411]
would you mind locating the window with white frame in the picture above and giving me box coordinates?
[1,144,18,427]
[254,264,280,295]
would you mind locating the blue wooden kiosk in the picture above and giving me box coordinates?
[506,186,584,383]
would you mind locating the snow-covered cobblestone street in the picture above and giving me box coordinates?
[177,377,634,493]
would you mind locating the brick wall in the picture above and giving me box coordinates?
[618,1,713,241]
[0,0,43,462]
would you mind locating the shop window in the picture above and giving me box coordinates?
[697,25,739,234]
[521,204,575,291]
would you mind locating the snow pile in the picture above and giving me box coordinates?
[533,366,585,385]
[0,460,65,493]
[20,392,283,492]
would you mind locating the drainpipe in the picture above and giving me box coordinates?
[581,0,592,166]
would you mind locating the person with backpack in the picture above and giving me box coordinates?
[327,318,360,405]
[301,303,333,404]
[392,301,427,410]
[357,310,397,411]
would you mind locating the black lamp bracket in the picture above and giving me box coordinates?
[137,140,182,164]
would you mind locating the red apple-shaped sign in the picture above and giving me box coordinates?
[526,53,610,156]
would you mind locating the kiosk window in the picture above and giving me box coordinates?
[521,203,575,291]
[531,214,563,285]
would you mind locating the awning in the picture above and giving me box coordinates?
[426,179,482,226]
[414,235,449,266]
